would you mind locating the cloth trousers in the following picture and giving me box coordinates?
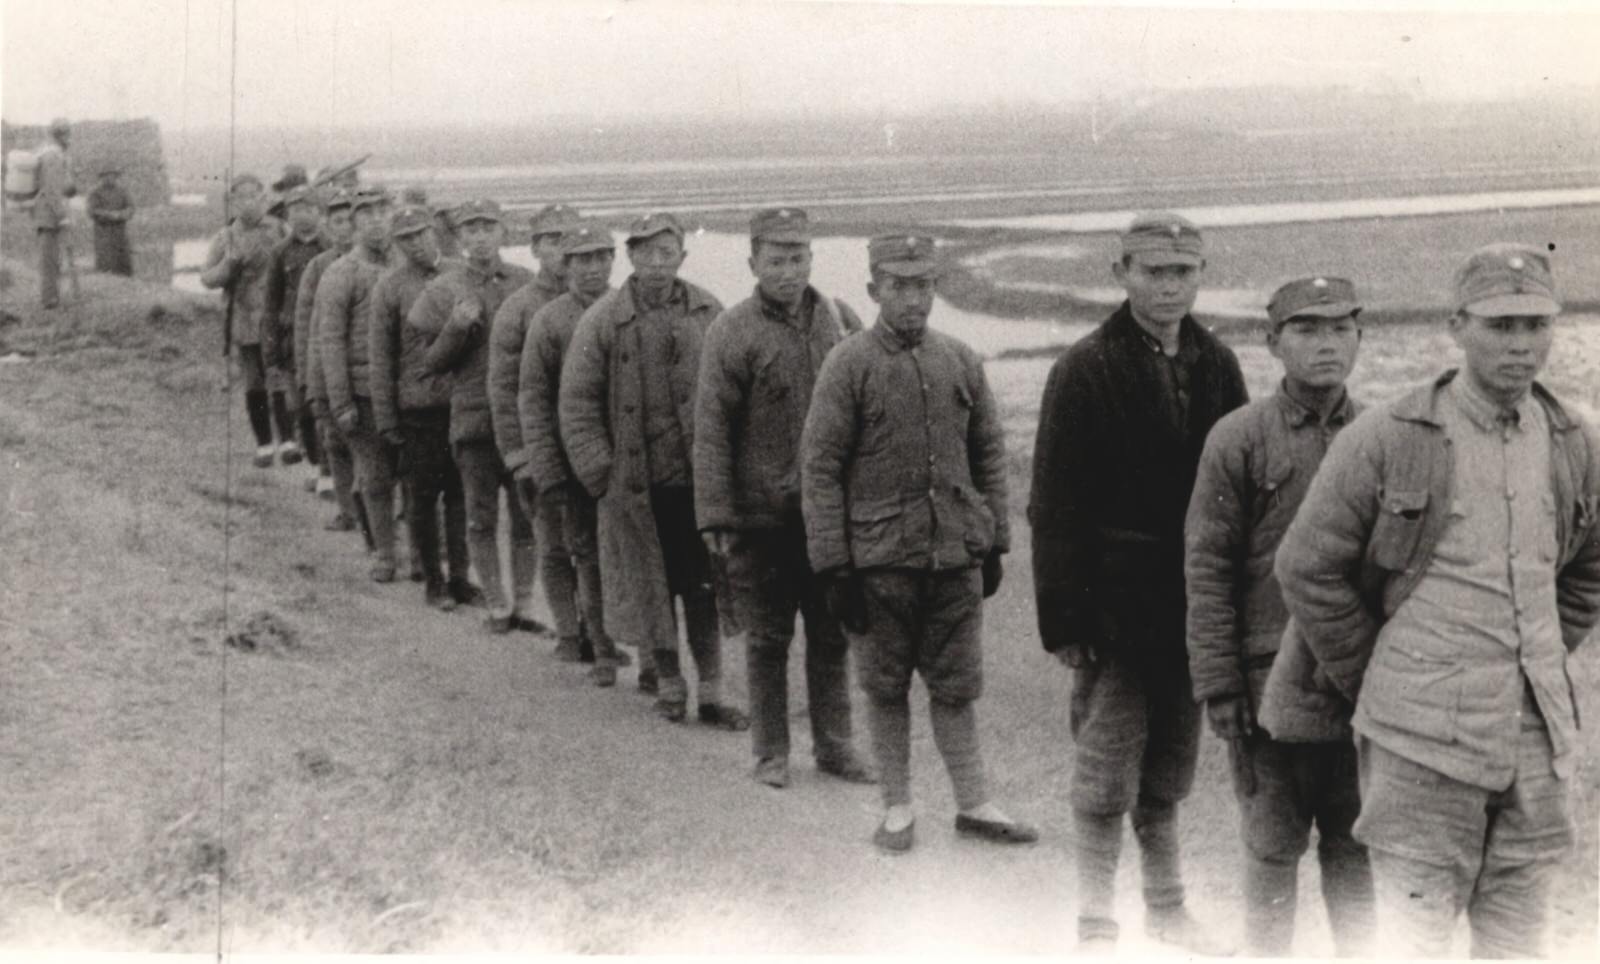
[1354,709,1572,959]
[93,223,133,276]
[1230,733,1374,956]
[722,514,853,764]
[535,483,617,663]
[37,226,61,306]
[400,409,468,588]
[316,409,361,533]
[349,397,398,569]
[454,439,535,618]
[648,485,722,703]
[850,568,987,811]
[235,345,273,447]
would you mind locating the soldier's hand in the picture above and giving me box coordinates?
[1053,642,1097,669]
[449,296,483,329]
[701,529,734,558]
[1206,695,1254,741]
[334,405,359,435]
[820,568,868,634]
[981,551,1004,598]
[379,427,405,449]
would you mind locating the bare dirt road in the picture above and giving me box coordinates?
[2,264,1596,956]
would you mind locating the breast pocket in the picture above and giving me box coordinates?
[1368,488,1429,571]
[1251,461,1296,529]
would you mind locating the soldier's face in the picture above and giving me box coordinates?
[869,272,936,336]
[354,204,392,246]
[1449,311,1554,403]
[566,249,615,299]
[232,183,266,223]
[750,241,812,307]
[325,209,355,246]
[627,233,686,296]
[532,234,566,275]
[286,201,321,236]
[393,229,437,264]
[1114,253,1203,327]
[459,220,506,261]
[1268,314,1361,392]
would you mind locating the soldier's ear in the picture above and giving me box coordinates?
[1111,259,1128,285]
[866,279,881,305]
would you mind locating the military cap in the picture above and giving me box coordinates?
[229,172,264,193]
[750,207,811,244]
[48,117,71,134]
[401,186,429,205]
[349,186,393,212]
[1267,276,1362,327]
[1452,243,1560,316]
[1121,211,1204,266]
[280,185,321,210]
[530,203,582,239]
[97,166,122,177]
[868,233,940,278]
[626,211,685,244]
[453,199,504,226]
[391,204,434,238]
[272,164,308,192]
[560,221,615,256]
[324,188,357,213]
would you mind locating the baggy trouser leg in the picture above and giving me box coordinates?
[320,412,360,522]
[38,227,61,306]
[929,698,988,811]
[1314,740,1375,957]
[1234,735,1310,956]
[1075,810,1125,942]
[851,570,919,809]
[271,391,295,443]
[565,490,615,662]
[796,532,853,762]
[683,588,721,704]
[921,569,988,811]
[1132,799,1185,911]
[866,694,912,809]
[505,480,537,618]
[746,631,792,760]
[455,441,507,615]
[535,488,580,641]
[650,486,719,702]
[1244,853,1299,956]
[351,404,396,568]
[442,458,469,584]
[297,396,322,466]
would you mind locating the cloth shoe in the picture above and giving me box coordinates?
[698,703,751,731]
[955,813,1039,845]
[483,613,513,635]
[323,512,355,532]
[637,668,658,695]
[316,475,335,501]
[511,615,549,635]
[752,756,790,788]
[253,444,275,468]
[553,637,583,662]
[873,818,915,854]
[277,440,303,465]
[817,750,877,784]
[590,663,618,688]
[1145,906,1235,957]
[370,562,396,583]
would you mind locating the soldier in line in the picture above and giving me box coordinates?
[519,222,634,687]
[1184,276,1374,955]
[695,208,874,789]
[800,234,1033,853]
[1271,245,1600,956]
[489,204,584,646]
[87,167,134,277]
[414,200,540,634]
[267,164,309,221]
[30,117,76,309]
[370,204,474,610]
[559,213,746,727]
[296,190,363,530]
[319,187,400,580]
[201,173,288,470]
[1029,213,1244,953]
[262,185,328,475]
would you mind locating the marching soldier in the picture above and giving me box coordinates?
[87,167,134,276]
[801,233,1034,852]
[296,189,362,528]
[31,117,76,309]
[1029,213,1244,952]
[519,221,633,685]
[370,204,473,609]
[1271,245,1600,956]
[200,173,287,470]
[319,187,399,580]
[696,207,874,788]
[1184,276,1374,955]
[413,200,539,634]
[558,212,746,727]
[262,185,327,473]
[490,203,583,647]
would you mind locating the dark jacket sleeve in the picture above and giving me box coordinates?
[557,307,614,499]
[368,274,402,435]
[800,345,858,574]
[488,292,530,471]
[1557,419,1600,651]
[1272,419,1385,701]
[966,350,1010,554]
[519,304,571,493]
[1184,415,1253,703]
[317,260,357,417]
[692,311,744,532]
[1027,350,1103,653]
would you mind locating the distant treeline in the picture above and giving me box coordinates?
[1,118,171,207]
[161,85,1600,189]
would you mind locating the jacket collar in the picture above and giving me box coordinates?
[1275,381,1355,429]
[616,275,715,326]
[1108,300,1202,364]
[870,318,926,353]
[463,255,512,284]
[1391,368,1576,433]
[756,285,816,328]
[535,269,566,298]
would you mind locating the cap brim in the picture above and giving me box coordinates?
[563,242,615,255]
[754,231,811,245]
[456,215,501,226]
[875,261,941,278]
[627,227,683,243]
[391,225,430,238]
[1128,250,1203,267]
[1279,301,1360,322]
[1462,293,1560,317]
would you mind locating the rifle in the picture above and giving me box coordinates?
[311,154,371,190]
[221,171,235,358]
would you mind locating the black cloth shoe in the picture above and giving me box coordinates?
[698,703,750,731]
[954,814,1039,845]
[873,818,914,854]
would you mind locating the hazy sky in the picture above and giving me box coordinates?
[3,0,1598,129]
